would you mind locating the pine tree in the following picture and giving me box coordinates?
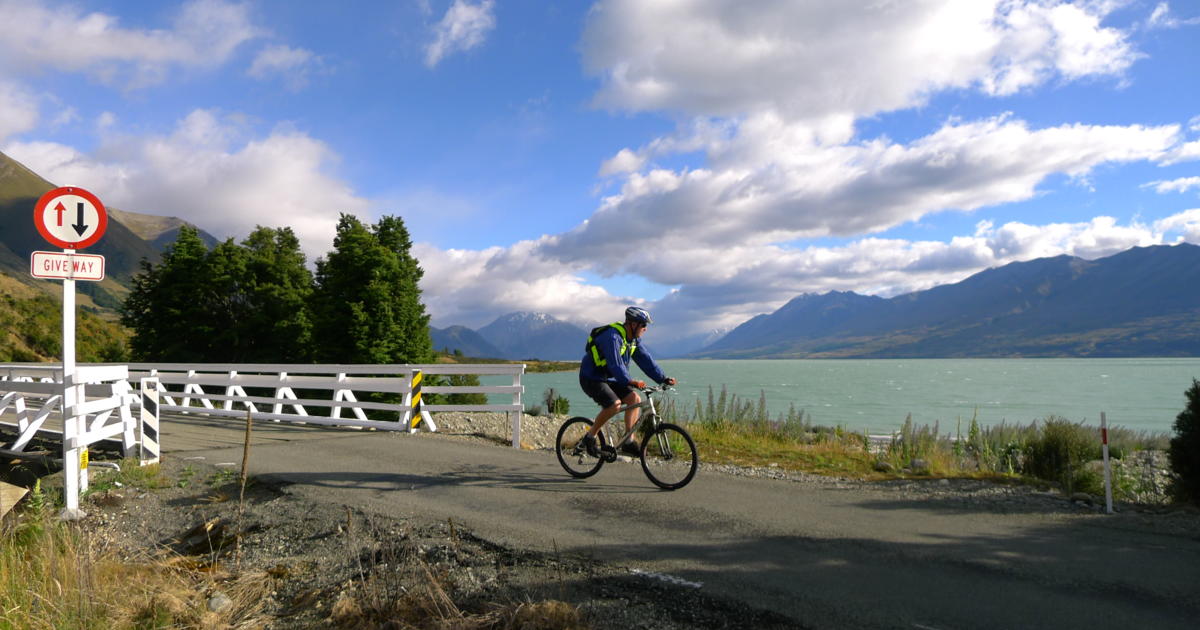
[202,238,251,360]
[238,226,314,362]
[310,214,434,365]
[122,225,315,363]
[122,226,214,361]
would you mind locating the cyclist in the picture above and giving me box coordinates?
[578,306,677,457]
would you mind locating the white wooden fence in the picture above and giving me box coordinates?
[124,363,528,446]
[0,364,144,455]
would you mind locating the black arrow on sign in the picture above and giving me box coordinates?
[72,202,88,236]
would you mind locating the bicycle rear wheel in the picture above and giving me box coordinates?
[556,417,607,478]
[640,423,698,490]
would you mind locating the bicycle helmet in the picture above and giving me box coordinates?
[625,306,653,325]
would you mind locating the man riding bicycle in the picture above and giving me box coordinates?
[578,306,677,458]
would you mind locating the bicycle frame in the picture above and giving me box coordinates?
[599,386,668,450]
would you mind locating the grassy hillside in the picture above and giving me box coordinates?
[0,272,129,362]
[0,150,218,315]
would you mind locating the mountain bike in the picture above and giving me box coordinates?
[555,385,698,490]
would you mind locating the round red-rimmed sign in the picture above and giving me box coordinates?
[33,186,108,250]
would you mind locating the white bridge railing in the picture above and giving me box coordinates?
[0,363,159,517]
[2,363,529,451]
[125,362,528,447]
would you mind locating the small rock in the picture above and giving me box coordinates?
[207,591,233,613]
[910,459,930,473]
[873,460,895,473]
[1070,492,1093,504]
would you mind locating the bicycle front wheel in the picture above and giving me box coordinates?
[556,417,606,478]
[640,423,698,490]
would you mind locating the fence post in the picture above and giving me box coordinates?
[140,378,161,465]
[1101,411,1113,514]
[511,367,523,449]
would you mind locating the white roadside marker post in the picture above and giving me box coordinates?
[60,251,86,520]
[1101,412,1114,514]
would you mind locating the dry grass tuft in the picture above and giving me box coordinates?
[493,600,588,629]
[2,487,274,630]
[326,554,589,630]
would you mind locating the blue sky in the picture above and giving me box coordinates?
[2,0,1199,351]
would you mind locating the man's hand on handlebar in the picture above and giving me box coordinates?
[664,377,677,387]
[630,380,646,389]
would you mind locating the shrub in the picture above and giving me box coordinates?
[445,373,487,405]
[542,388,570,416]
[1024,417,1100,492]
[1168,378,1200,505]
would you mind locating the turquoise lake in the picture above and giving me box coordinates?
[502,358,1200,435]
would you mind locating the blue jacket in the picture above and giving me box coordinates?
[579,323,668,385]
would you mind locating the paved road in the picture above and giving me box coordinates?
[166,416,1199,630]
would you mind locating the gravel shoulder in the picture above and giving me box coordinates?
[70,412,1200,628]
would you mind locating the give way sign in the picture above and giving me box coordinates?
[30,251,105,282]
[33,186,108,250]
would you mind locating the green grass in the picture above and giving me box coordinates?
[689,422,877,476]
[661,385,1174,499]
[83,459,171,499]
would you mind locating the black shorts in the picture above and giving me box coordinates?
[579,374,633,409]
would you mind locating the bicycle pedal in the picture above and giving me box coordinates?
[600,445,618,462]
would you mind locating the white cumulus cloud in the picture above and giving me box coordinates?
[424,0,496,68]
[1161,139,1200,165]
[582,0,1138,120]
[1146,2,1200,29]
[1154,208,1200,242]
[3,109,370,260]
[0,80,39,142]
[540,115,1180,276]
[416,239,630,329]
[0,0,261,89]
[248,44,320,90]
[1144,176,1200,194]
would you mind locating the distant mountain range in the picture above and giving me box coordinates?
[0,150,217,310]
[694,243,1200,358]
[430,325,505,359]
[433,312,590,361]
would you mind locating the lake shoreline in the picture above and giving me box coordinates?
[511,357,1200,434]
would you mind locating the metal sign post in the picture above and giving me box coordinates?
[31,187,108,520]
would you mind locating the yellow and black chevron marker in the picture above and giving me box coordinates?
[410,369,423,429]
